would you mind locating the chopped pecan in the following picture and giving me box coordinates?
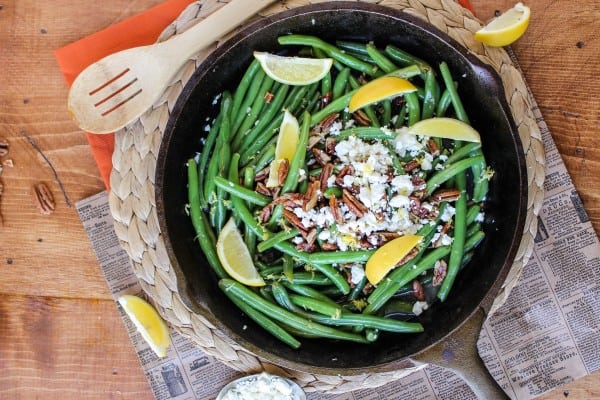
[320,242,339,251]
[306,228,318,247]
[319,163,334,193]
[329,195,344,224]
[264,91,274,103]
[321,92,332,108]
[254,166,270,182]
[431,188,461,203]
[411,176,427,190]
[296,241,318,253]
[312,148,331,166]
[325,137,337,155]
[433,260,448,286]
[32,182,55,215]
[307,135,322,150]
[277,159,289,186]
[283,209,311,232]
[413,280,426,301]
[342,189,368,218]
[0,138,8,157]
[403,159,420,173]
[335,164,355,187]
[258,202,274,224]
[427,139,440,156]
[352,110,371,126]
[317,113,339,130]
[303,181,320,211]
[255,182,272,197]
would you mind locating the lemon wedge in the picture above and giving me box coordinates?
[405,117,481,143]
[217,217,265,287]
[118,295,171,357]
[366,235,423,285]
[254,51,333,86]
[474,3,531,47]
[266,110,300,187]
[348,76,417,113]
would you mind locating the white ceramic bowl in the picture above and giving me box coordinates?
[216,372,306,400]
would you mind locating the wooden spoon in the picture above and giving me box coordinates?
[68,0,277,134]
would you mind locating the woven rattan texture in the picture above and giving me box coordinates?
[108,0,545,392]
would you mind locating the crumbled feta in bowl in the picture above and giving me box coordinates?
[216,373,306,400]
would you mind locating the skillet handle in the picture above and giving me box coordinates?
[412,308,508,399]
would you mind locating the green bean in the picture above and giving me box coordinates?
[439,62,469,124]
[471,161,490,202]
[197,113,222,208]
[404,92,420,127]
[231,59,261,119]
[438,171,467,302]
[385,64,423,80]
[253,143,276,172]
[348,276,367,301]
[281,111,310,194]
[336,40,368,55]
[260,266,284,279]
[219,279,369,343]
[284,272,331,286]
[232,69,266,135]
[466,222,482,238]
[290,294,342,318]
[333,67,351,99]
[239,113,283,165]
[308,249,375,265]
[426,156,484,196]
[310,88,358,125]
[421,69,437,120]
[222,284,301,349]
[283,281,340,306]
[384,45,430,72]
[242,166,256,255]
[466,204,481,226]
[323,186,342,199]
[235,76,276,139]
[321,70,332,100]
[444,142,482,164]
[213,92,233,232]
[213,176,270,207]
[366,43,397,73]
[234,83,289,151]
[282,254,294,282]
[310,310,424,333]
[394,102,407,128]
[381,99,392,127]
[335,127,396,141]
[279,35,378,76]
[187,159,228,279]
[257,228,300,253]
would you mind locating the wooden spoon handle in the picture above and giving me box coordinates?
[166,0,277,62]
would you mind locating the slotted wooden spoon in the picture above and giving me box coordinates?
[68,0,277,134]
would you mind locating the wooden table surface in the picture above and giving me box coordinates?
[0,0,598,398]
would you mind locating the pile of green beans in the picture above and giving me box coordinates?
[187,35,491,348]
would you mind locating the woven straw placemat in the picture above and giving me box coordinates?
[108,0,545,393]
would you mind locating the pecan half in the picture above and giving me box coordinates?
[255,182,272,197]
[342,189,368,218]
[0,138,8,157]
[325,137,337,155]
[303,180,320,211]
[329,195,344,224]
[413,280,426,301]
[254,166,270,182]
[431,188,461,203]
[306,228,318,247]
[312,148,331,166]
[320,242,339,251]
[427,139,440,156]
[433,259,448,286]
[319,163,334,193]
[32,182,55,215]
[277,159,289,186]
[352,110,371,126]
[258,202,274,224]
[403,159,420,173]
[283,209,310,233]
[335,164,355,187]
[317,113,339,130]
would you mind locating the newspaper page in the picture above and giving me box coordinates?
[476,91,600,398]
[78,192,479,400]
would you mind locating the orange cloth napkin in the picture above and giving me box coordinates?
[55,0,474,190]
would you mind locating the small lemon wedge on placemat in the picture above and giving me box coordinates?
[348,76,417,112]
[118,295,171,357]
[254,51,333,85]
[217,217,265,287]
[266,110,300,187]
[474,2,531,47]
[366,235,423,285]
[405,117,481,142]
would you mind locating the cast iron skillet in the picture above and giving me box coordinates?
[156,2,527,396]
